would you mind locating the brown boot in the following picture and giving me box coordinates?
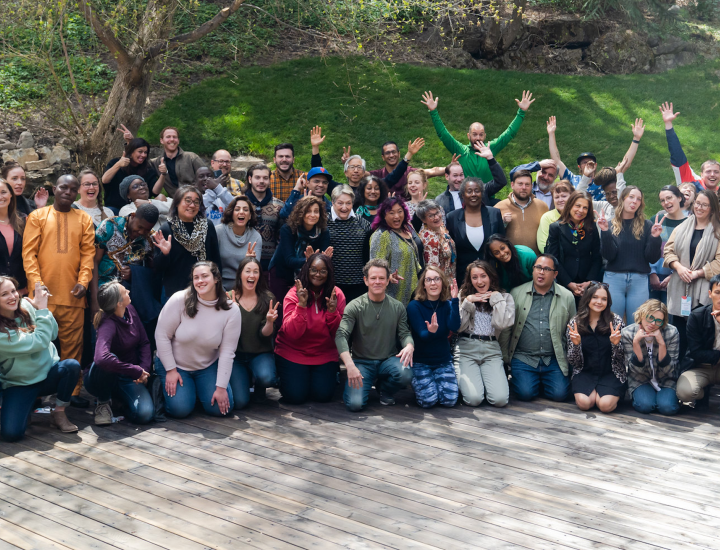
[50,409,78,433]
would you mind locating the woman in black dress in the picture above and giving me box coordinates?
[566,282,625,413]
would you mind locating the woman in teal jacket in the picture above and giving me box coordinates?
[0,278,80,441]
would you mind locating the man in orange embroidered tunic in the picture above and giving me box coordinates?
[23,175,95,401]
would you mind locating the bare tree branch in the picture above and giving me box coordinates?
[146,0,246,59]
[59,15,89,119]
[75,0,131,66]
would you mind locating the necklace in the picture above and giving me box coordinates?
[370,296,385,320]
[0,218,9,224]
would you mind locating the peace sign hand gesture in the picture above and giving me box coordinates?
[651,212,664,238]
[304,245,318,260]
[295,280,309,308]
[152,230,172,255]
[595,210,609,232]
[326,288,338,313]
[389,269,404,285]
[567,322,581,346]
[450,278,458,299]
[117,124,134,142]
[425,312,439,333]
[609,322,622,345]
[245,241,257,258]
[266,300,279,324]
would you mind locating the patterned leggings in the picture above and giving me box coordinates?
[411,361,458,408]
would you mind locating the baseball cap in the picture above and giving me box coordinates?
[307,167,333,181]
[576,152,597,165]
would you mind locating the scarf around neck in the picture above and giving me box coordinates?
[170,215,208,260]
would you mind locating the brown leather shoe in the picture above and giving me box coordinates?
[50,410,78,433]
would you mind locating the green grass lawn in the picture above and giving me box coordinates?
[140,56,720,212]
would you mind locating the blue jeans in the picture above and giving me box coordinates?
[632,384,680,416]
[230,353,277,410]
[1,360,81,442]
[343,356,413,412]
[84,363,154,424]
[510,357,570,402]
[604,271,649,321]
[155,357,234,418]
[276,355,339,405]
[411,362,458,408]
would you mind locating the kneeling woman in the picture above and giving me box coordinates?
[275,253,346,404]
[0,279,80,441]
[621,299,681,416]
[455,261,515,407]
[566,283,625,414]
[406,266,460,408]
[155,262,241,418]
[229,257,278,409]
[84,281,153,425]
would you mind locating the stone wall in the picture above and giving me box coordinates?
[0,131,74,195]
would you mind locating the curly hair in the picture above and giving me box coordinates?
[459,260,501,313]
[287,196,327,233]
[298,253,335,311]
[221,195,258,227]
[371,196,412,233]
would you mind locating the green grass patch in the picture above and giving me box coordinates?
[139,56,720,212]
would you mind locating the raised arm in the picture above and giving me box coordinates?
[615,118,645,174]
[422,91,468,157]
[546,116,568,178]
[488,91,533,155]
[660,101,697,186]
[473,141,507,199]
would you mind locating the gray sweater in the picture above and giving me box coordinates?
[215,223,263,290]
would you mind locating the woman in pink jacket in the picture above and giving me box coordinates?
[275,252,346,404]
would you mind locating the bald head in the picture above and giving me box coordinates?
[52,174,79,212]
[56,174,78,187]
[211,149,232,175]
[467,122,486,145]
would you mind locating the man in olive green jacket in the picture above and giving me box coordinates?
[500,253,576,402]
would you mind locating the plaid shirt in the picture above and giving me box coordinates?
[225,177,246,197]
[621,323,680,393]
[269,167,305,202]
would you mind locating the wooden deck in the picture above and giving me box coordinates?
[1,386,720,550]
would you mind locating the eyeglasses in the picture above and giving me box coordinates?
[695,202,711,210]
[426,211,442,219]
[183,198,201,207]
[347,165,364,172]
[425,277,442,284]
[81,182,99,188]
[309,268,328,276]
[533,265,557,273]
[645,314,664,326]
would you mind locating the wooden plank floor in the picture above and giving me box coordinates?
[1,384,719,550]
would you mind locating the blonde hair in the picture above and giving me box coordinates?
[406,170,428,197]
[633,299,668,328]
[612,186,646,239]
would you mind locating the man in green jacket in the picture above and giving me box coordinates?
[420,90,535,203]
[500,253,576,402]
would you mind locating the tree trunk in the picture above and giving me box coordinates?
[80,0,177,171]
[83,57,157,172]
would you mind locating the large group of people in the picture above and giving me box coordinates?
[2,97,719,444]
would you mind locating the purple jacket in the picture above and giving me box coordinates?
[94,304,151,378]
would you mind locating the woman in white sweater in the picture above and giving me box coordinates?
[155,261,242,418]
